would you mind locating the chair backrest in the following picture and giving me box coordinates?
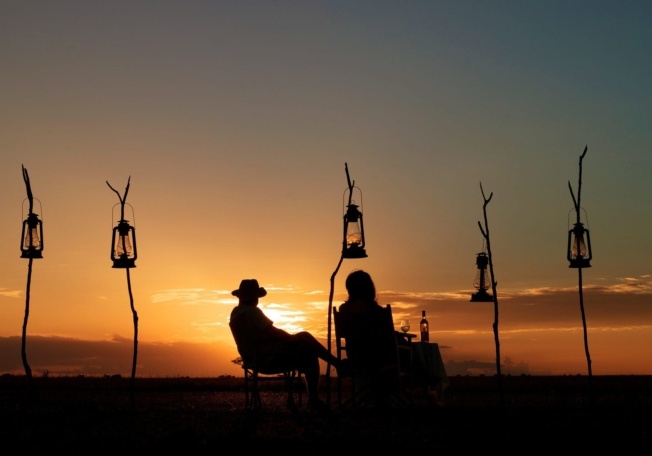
[229,318,253,366]
[334,304,400,379]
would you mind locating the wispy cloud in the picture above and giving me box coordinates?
[0,289,22,298]
[150,288,232,306]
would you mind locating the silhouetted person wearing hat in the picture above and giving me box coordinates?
[229,279,337,411]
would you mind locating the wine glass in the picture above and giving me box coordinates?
[399,319,410,334]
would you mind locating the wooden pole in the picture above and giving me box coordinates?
[477,182,503,405]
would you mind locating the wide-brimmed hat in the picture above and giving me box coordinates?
[231,279,267,300]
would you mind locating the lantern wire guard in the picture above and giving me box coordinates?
[470,249,494,302]
[21,200,44,259]
[342,184,367,259]
[567,208,592,269]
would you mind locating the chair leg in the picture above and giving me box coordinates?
[243,367,262,410]
[243,368,302,411]
[251,371,261,409]
[338,372,358,409]
[294,370,304,406]
[297,370,303,406]
[284,371,296,410]
[337,372,342,406]
[244,367,251,409]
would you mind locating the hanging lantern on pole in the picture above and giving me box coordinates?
[470,251,493,302]
[111,204,137,268]
[20,201,44,259]
[567,221,592,268]
[342,200,367,259]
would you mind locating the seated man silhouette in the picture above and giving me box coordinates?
[229,278,338,411]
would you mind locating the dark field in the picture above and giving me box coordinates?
[1,374,651,453]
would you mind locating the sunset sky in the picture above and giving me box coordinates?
[1,1,651,379]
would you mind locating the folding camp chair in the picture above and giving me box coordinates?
[333,304,411,408]
[229,320,303,410]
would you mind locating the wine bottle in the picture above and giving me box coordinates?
[420,310,429,342]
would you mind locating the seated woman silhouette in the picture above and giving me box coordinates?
[229,279,338,411]
[338,270,408,405]
[339,269,447,407]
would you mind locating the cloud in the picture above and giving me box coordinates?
[150,288,232,306]
[0,289,22,298]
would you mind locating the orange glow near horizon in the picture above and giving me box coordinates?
[2,276,652,378]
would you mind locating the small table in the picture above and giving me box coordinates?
[410,341,449,390]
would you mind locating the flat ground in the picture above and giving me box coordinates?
[1,374,650,453]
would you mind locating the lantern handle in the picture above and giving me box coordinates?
[106,176,131,221]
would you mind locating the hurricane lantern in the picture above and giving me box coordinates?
[567,222,591,268]
[20,211,43,259]
[470,252,493,302]
[342,202,367,259]
[111,217,137,269]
